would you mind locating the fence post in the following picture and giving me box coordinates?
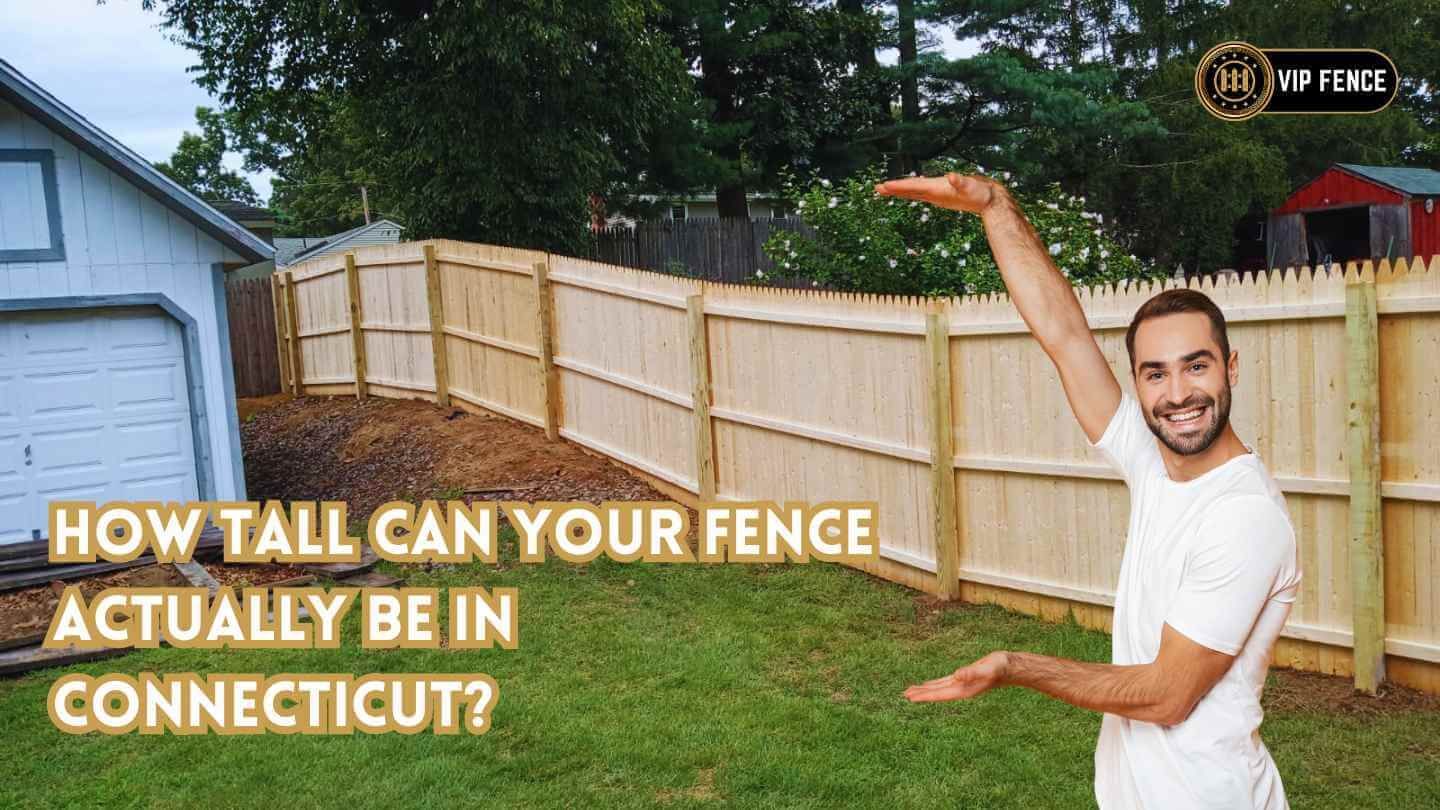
[423,244,451,407]
[687,293,717,501]
[270,273,290,391]
[1346,263,1384,694]
[532,257,560,440]
[283,270,304,396]
[926,301,960,600]
[345,252,368,400]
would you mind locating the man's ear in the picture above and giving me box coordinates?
[1227,350,1240,387]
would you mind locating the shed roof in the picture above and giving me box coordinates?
[1337,164,1440,196]
[0,58,272,263]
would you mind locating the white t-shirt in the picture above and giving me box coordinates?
[1089,392,1302,810]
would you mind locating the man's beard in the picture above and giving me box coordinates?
[1143,382,1231,456]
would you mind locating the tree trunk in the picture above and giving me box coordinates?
[699,24,749,218]
[896,0,920,176]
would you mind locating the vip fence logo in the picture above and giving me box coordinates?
[1196,42,1398,121]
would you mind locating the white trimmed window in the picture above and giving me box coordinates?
[0,149,65,262]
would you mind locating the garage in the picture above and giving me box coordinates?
[0,58,272,547]
[0,308,200,544]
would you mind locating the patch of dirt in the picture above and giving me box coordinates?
[201,562,313,589]
[238,393,293,422]
[656,767,719,804]
[240,396,670,519]
[1263,668,1440,717]
[0,564,186,644]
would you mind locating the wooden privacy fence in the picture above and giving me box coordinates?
[276,240,1440,695]
[588,217,815,283]
[225,276,282,397]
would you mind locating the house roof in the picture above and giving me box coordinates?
[211,200,276,225]
[0,58,272,263]
[1336,164,1440,196]
[280,219,405,267]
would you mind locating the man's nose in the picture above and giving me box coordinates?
[1165,374,1190,408]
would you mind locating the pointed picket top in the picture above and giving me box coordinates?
[1359,260,1377,283]
[1342,261,1361,283]
[1377,257,1394,282]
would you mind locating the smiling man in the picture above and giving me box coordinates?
[879,173,1301,810]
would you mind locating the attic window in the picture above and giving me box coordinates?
[671,205,687,221]
[0,149,64,262]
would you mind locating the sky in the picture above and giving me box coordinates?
[4,2,979,207]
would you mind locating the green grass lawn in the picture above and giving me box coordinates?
[3,529,1437,809]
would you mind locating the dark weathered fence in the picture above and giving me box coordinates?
[225,276,283,397]
[588,217,816,283]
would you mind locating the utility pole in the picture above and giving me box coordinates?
[360,185,371,224]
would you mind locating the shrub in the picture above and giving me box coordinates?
[760,161,1164,297]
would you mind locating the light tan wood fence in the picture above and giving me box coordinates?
[277,240,1440,694]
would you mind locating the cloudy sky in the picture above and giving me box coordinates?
[4,1,275,199]
[5,2,977,207]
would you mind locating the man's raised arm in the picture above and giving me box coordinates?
[875,174,1120,443]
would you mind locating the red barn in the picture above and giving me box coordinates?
[1267,163,1440,268]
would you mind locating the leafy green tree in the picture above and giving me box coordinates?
[142,0,693,254]
[763,161,1160,296]
[152,106,260,205]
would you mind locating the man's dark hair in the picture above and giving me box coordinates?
[1124,289,1231,373]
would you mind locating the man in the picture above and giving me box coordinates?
[879,173,1302,810]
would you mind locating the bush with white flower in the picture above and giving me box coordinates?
[761,161,1160,297]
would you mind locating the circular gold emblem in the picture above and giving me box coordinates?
[1195,42,1273,121]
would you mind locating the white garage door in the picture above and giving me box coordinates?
[0,307,200,545]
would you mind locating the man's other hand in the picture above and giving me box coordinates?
[904,651,1010,702]
[874,173,1005,215]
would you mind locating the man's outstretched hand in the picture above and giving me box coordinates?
[874,173,1005,215]
[904,651,1010,703]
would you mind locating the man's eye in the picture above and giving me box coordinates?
[1147,372,1163,381]
[1190,363,1206,372]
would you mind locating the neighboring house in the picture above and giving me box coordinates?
[210,200,278,245]
[230,218,405,280]
[600,192,792,228]
[1268,163,1440,269]
[0,58,270,545]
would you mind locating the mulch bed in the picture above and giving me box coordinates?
[241,395,668,518]
[0,564,186,647]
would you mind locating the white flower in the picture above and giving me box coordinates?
[1048,243,1063,256]
[906,248,917,256]
[811,280,819,287]
[828,197,838,208]
[959,257,967,267]
[1129,254,1137,261]
[940,249,950,258]
[909,201,918,207]
[797,200,806,209]
[964,283,974,293]
[858,255,866,261]
[756,270,766,279]
[788,250,796,258]
[1001,171,1011,180]
[1061,267,1071,277]
[976,164,986,173]
[1045,202,1058,210]
[860,236,868,243]
[1100,249,1109,259]
[1079,247,1090,260]
[782,262,789,269]
[920,213,929,223]
[1095,213,1104,224]
[888,258,898,268]
[1100,262,1108,271]
[820,178,831,188]
[784,239,791,248]
[962,241,971,251]
[1093,228,1102,237]
[1078,196,1086,204]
